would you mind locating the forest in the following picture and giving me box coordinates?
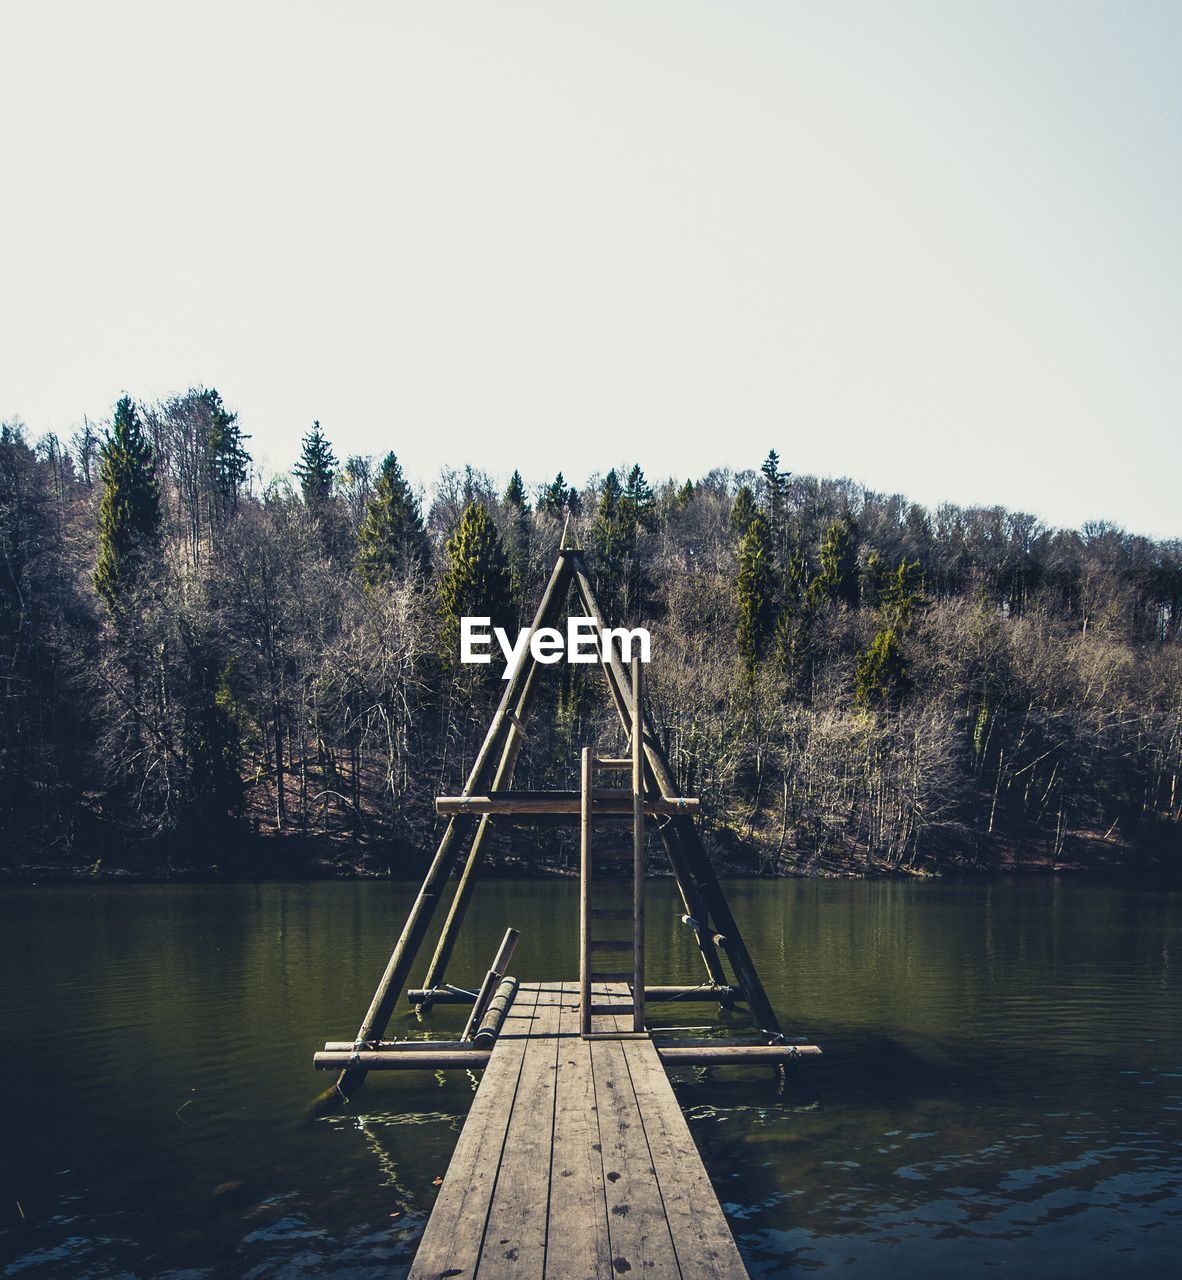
[2,387,1181,879]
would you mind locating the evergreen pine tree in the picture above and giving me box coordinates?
[773,548,816,696]
[736,513,778,673]
[357,451,429,588]
[810,515,860,608]
[181,654,243,828]
[622,464,656,530]
[593,470,626,599]
[675,479,694,510]
[729,484,756,536]
[94,396,160,610]
[617,464,655,615]
[862,548,888,607]
[503,470,531,613]
[760,449,790,524]
[880,557,925,630]
[504,470,528,511]
[538,471,568,517]
[294,421,337,506]
[855,627,908,707]
[204,390,250,519]
[439,501,514,669]
[855,558,925,708]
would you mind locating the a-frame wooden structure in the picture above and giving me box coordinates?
[333,525,786,1099]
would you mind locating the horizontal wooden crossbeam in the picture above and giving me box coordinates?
[435,789,699,816]
[657,1044,822,1065]
[407,983,745,1006]
[313,1042,822,1070]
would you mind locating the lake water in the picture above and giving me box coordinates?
[1,878,1180,1278]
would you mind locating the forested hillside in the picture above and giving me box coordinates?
[3,389,1181,878]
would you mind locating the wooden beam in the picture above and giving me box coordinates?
[416,557,571,1007]
[632,652,646,1034]
[435,790,699,815]
[571,560,733,996]
[640,984,744,1003]
[406,987,478,1004]
[579,746,592,1038]
[333,553,574,1096]
[574,557,786,1041]
[324,1039,474,1052]
[316,1049,493,1070]
[657,1045,822,1065]
[407,983,743,1006]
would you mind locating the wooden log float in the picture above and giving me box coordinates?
[316,1049,492,1070]
[657,1044,822,1065]
[324,1039,475,1052]
[474,976,518,1047]
[461,928,519,1041]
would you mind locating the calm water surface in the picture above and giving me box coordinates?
[1,878,1180,1278]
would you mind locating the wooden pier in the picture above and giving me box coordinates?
[312,528,821,1278]
[408,980,753,1280]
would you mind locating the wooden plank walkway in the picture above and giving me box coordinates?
[408,980,750,1280]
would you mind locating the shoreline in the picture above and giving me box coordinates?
[2,857,1174,887]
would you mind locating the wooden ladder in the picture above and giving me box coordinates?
[579,655,646,1037]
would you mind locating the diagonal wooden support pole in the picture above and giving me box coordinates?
[573,559,784,1040]
[333,551,574,1098]
[416,556,574,1007]
[571,561,729,991]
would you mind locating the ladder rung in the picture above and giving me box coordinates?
[589,938,631,951]
[594,757,632,770]
[589,908,632,920]
[591,1004,634,1013]
[589,970,634,981]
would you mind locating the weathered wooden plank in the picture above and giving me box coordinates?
[590,984,680,1278]
[406,980,752,1279]
[622,1040,749,1279]
[477,983,566,1277]
[407,983,542,1280]
[544,982,613,1280]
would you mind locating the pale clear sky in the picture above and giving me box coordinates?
[2,1,1180,536]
